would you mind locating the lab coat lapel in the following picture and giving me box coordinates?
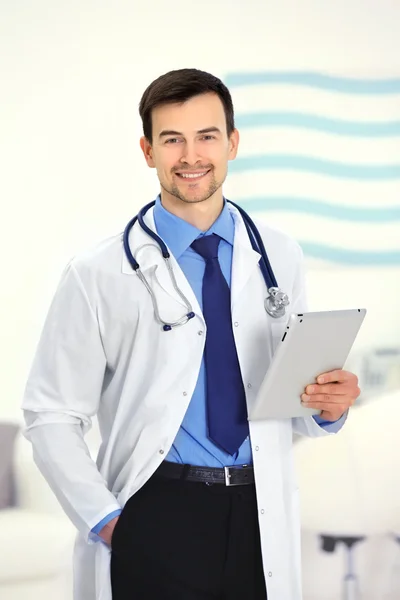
[121,206,202,318]
[229,206,262,308]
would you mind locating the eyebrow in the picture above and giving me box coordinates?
[158,126,222,139]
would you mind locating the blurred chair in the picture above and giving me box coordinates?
[294,389,400,600]
[0,430,76,600]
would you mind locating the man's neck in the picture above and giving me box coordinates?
[160,190,224,232]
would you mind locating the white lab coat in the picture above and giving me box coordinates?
[22,204,344,600]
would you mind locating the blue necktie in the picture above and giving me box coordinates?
[191,234,249,455]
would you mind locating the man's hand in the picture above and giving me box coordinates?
[98,516,120,546]
[301,369,360,422]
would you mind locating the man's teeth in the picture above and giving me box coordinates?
[179,172,207,178]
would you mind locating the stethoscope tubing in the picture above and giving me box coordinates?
[123,199,278,290]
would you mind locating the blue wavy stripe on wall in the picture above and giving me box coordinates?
[224,72,400,94]
[299,243,400,265]
[229,155,400,179]
[235,112,400,136]
[238,197,400,222]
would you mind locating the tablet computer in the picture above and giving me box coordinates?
[249,308,367,420]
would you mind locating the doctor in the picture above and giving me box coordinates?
[22,68,360,600]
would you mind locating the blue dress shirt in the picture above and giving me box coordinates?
[91,196,345,536]
[156,196,255,468]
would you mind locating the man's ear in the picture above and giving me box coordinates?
[228,128,240,161]
[140,136,155,168]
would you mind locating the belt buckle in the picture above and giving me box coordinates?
[224,465,248,486]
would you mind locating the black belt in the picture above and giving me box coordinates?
[155,461,255,486]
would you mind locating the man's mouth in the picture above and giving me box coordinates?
[175,169,211,180]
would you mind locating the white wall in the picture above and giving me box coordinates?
[1,0,399,420]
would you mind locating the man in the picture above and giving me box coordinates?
[22,68,360,600]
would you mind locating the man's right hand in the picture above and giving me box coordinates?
[98,516,120,546]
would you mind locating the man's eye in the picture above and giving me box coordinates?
[166,138,180,144]
[202,135,215,140]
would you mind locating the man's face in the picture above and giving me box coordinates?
[140,92,239,205]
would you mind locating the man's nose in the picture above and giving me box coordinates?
[179,141,202,166]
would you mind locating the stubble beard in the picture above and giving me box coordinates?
[160,169,225,205]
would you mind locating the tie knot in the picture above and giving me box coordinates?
[191,234,222,260]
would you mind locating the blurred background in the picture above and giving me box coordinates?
[1,1,399,599]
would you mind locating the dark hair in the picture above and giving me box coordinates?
[139,68,235,143]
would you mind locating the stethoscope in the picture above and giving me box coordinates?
[123,199,290,331]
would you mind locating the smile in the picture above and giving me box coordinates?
[175,170,210,180]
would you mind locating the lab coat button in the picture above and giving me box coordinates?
[255,446,259,451]
[268,572,272,577]
[159,449,164,455]
[247,383,252,389]
[183,391,188,396]
[260,509,265,514]
[198,330,203,335]
[234,322,239,327]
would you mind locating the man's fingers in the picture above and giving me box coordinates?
[317,369,357,384]
[302,393,348,405]
[305,382,350,396]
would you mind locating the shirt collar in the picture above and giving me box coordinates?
[153,194,235,260]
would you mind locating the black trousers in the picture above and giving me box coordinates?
[110,470,268,599]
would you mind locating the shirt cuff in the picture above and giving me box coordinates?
[313,410,347,433]
[91,509,122,535]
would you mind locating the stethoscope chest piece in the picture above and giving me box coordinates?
[265,287,290,319]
